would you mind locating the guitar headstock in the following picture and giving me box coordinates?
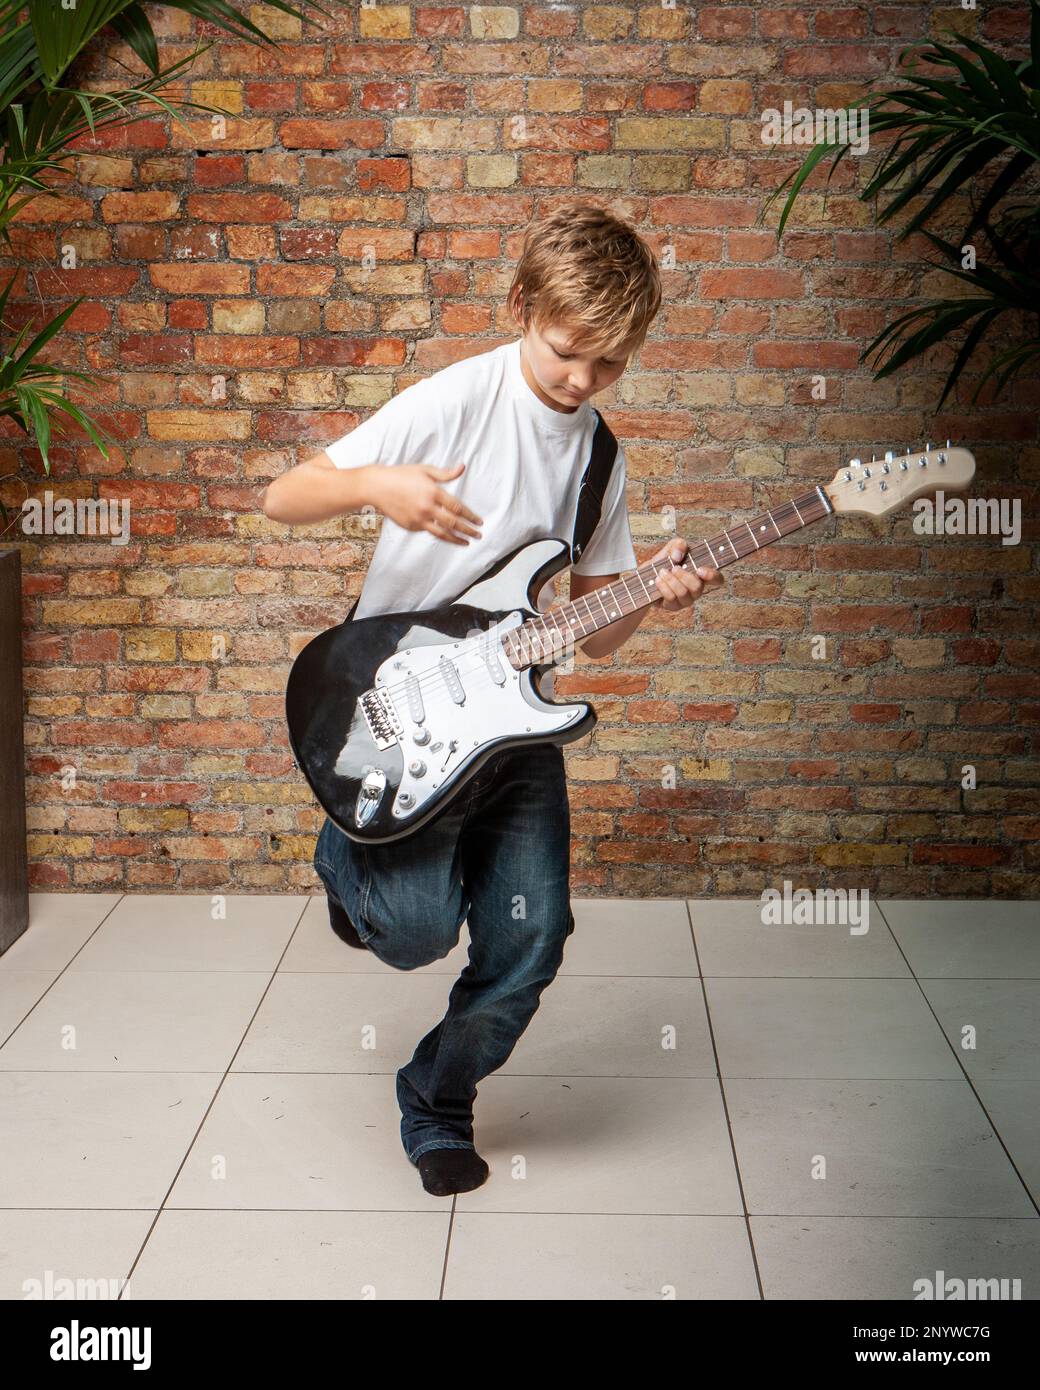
[825,442,976,517]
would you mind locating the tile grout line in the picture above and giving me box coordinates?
[0,893,128,1050]
[685,899,766,1300]
[873,900,1040,1219]
[117,895,314,1299]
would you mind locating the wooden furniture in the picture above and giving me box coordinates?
[0,548,28,955]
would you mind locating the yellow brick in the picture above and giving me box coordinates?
[42,599,141,625]
[631,156,688,191]
[639,5,687,38]
[340,374,395,407]
[680,757,733,781]
[180,631,229,661]
[735,375,784,406]
[125,629,177,661]
[358,4,410,38]
[269,833,322,862]
[893,638,946,668]
[577,155,631,188]
[583,7,633,41]
[213,300,264,334]
[471,6,519,39]
[75,155,134,186]
[678,375,732,406]
[390,118,498,151]
[139,697,193,720]
[213,782,303,805]
[179,570,235,597]
[28,835,94,857]
[382,299,432,331]
[118,807,189,832]
[248,3,302,39]
[191,81,243,115]
[146,410,252,441]
[616,118,725,149]
[528,80,582,111]
[288,371,339,406]
[467,154,517,186]
[237,372,285,403]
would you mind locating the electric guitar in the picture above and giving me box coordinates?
[286,443,976,843]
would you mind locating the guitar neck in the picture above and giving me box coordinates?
[502,483,834,670]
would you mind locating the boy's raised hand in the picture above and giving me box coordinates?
[650,537,724,612]
[374,462,484,545]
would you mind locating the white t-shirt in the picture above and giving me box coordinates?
[325,337,638,632]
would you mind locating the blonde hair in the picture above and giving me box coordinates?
[506,200,662,357]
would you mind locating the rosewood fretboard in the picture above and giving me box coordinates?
[502,484,834,670]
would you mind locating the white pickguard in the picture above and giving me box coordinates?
[335,608,586,825]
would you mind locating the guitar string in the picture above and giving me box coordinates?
[350,463,947,716]
[355,478,874,716]
[355,492,825,718]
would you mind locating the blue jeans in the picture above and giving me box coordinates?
[312,740,575,1165]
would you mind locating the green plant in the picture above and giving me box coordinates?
[762,0,1040,408]
[0,0,342,532]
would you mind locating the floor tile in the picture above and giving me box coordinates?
[456,1075,741,1214]
[1,895,122,973]
[0,972,272,1071]
[920,980,1040,1080]
[971,1080,1040,1204]
[236,971,715,1078]
[707,978,960,1079]
[752,1215,1040,1300]
[165,1072,452,1212]
[443,1214,758,1299]
[0,1072,220,1207]
[67,894,305,973]
[878,900,1040,977]
[691,897,909,977]
[0,1210,152,1300]
[127,1210,448,1299]
[727,1078,1034,1217]
[0,972,60,1042]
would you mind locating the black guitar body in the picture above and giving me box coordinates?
[286,537,596,844]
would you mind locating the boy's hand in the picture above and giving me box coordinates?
[373,462,484,545]
[650,538,724,612]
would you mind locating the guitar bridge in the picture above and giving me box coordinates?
[359,686,402,750]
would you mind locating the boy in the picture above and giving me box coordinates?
[262,200,722,1196]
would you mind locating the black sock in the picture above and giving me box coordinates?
[327,897,366,949]
[417,1148,489,1196]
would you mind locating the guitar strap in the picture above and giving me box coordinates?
[342,408,620,621]
[570,407,620,568]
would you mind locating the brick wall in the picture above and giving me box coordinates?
[4,3,1038,899]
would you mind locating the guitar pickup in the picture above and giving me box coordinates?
[481,641,507,686]
[359,686,402,750]
[404,672,425,724]
[438,654,466,705]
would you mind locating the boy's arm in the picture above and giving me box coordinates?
[260,450,383,525]
[571,569,647,659]
[571,543,724,659]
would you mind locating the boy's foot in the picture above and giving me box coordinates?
[327,896,366,949]
[417,1148,490,1196]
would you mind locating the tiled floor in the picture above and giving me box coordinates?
[1,893,1038,1300]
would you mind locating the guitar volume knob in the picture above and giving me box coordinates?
[408,760,427,777]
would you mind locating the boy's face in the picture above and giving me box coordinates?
[518,314,638,414]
